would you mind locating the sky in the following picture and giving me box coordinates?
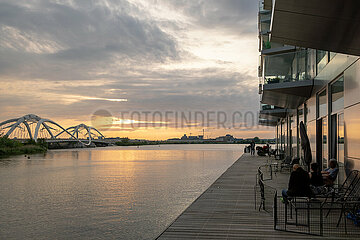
[0,0,274,140]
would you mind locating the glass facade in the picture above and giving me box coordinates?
[263,49,313,84]
[307,120,316,161]
[280,122,285,151]
[298,108,304,158]
[329,52,336,61]
[290,116,296,157]
[322,117,328,169]
[331,76,344,113]
[273,74,345,174]
[338,113,345,183]
[318,89,327,117]
[283,120,287,152]
[317,50,328,74]
[257,0,360,186]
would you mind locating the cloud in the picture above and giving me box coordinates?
[157,0,257,35]
[0,0,179,80]
[0,0,267,138]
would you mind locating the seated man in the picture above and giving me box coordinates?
[322,159,339,186]
[282,164,313,201]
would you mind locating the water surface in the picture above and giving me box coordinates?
[0,144,243,239]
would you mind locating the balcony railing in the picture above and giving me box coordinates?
[261,104,282,111]
[258,0,271,13]
[263,49,315,84]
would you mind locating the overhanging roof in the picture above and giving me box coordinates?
[259,108,288,121]
[261,80,324,109]
[259,119,277,127]
[261,45,296,56]
[270,0,360,56]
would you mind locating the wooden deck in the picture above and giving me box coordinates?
[156,154,325,239]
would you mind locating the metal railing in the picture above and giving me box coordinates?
[254,164,277,214]
[274,197,360,237]
[255,163,360,237]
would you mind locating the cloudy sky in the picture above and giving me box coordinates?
[0,0,273,140]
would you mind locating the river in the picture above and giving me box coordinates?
[0,144,244,239]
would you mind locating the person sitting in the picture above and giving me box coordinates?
[309,162,326,195]
[282,164,313,202]
[309,162,323,187]
[322,159,339,186]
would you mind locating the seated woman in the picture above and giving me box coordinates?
[321,159,339,186]
[309,162,325,195]
[309,162,323,187]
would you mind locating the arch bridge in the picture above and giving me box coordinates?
[55,123,105,145]
[0,114,106,146]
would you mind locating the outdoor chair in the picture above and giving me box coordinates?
[258,169,265,211]
[269,148,276,157]
[328,170,359,200]
[254,168,266,211]
[284,196,315,232]
[275,149,285,160]
[322,170,360,231]
[280,156,293,172]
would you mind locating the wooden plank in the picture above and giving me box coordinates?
[156,154,328,239]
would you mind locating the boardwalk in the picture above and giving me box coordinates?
[157,154,323,239]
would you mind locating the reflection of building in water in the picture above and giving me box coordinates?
[257,0,360,183]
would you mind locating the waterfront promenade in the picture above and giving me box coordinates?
[157,154,322,239]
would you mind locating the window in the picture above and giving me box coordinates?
[283,120,287,151]
[330,52,336,61]
[318,89,327,117]
[297,108,304,158]
[322,117,328,169]
[338,113,345,182]
[317,50,328,74]
[331,76,344,113]
[281,122,285,151]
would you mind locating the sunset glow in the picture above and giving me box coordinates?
[0,0,274,139]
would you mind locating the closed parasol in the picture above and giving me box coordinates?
[300,121,312,171]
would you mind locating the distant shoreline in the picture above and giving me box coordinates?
[114,141,272,146]
[114,141,274,146]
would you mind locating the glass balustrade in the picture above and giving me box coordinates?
[263,49,315,84]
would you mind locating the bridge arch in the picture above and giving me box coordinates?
[1,115,105,146]
[0,114,75,141]
[55,123,105,146]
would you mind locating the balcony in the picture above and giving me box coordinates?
[263,0,272,11]
[260,105,289,121]
[263,49,312,84]
[261,45,296,56]
[259,118,278,127]
[261,104,277,111]
[258,6,271,36]
[258,0,271,14]
[261,49,323,109]
[259,0,296,55]
[269,0,360,56]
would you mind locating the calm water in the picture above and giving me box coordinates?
[0,144,244,240]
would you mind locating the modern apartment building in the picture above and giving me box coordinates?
[258,0,360,183]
